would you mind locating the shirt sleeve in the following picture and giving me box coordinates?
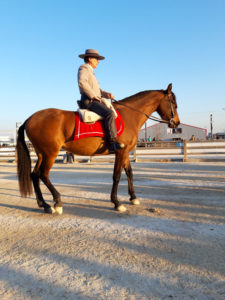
[78,65,97,99]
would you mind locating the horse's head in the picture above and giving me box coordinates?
[157,83,180,128]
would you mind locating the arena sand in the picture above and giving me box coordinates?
[0,161,225,299]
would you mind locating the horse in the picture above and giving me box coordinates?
[16,83,180,214]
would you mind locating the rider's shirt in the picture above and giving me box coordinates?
[77,63,108,99]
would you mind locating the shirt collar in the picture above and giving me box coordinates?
[86,63,93,71]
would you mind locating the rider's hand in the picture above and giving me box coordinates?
[107,93,114,100]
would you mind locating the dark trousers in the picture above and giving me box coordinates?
[81,97,117,143]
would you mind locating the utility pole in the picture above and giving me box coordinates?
[210,114,213,139]
[15,122,22,143]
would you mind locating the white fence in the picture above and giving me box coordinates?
[1,140,225,163]
[183,140,225,162]
[134,140,225,162]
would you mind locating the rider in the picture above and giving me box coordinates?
[77,49,124,153]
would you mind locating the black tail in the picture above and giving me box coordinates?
[16,122,33,197]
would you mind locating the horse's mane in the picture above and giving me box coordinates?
[120,90,150,102]
[120,89,177,106]
[120,90,164,102]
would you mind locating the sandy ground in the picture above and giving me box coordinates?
[0,161,225,300]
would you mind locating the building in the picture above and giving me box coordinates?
[138,123,207,141]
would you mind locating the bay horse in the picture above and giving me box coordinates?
[16,83,180,214]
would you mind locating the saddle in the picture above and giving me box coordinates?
[77,99,117,124]
[74,107,124,142]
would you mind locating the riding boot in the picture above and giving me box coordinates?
[82,98,125,153]
[108,141,125,154]
[104,114,125,153]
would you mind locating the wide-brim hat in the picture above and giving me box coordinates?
[78,49,105,60]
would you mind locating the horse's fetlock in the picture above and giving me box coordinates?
[111,198,116,203]
[37,201,44,208]
[44,206,55,214]
[111,199,121,208]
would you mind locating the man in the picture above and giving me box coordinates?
[77,49,124,153]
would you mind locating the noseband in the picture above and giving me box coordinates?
[113,93,176,125]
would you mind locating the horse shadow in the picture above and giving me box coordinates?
[0,202,41,213]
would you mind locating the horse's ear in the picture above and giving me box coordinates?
[167,83,172,93]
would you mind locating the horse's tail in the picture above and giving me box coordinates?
[16,121,33,197]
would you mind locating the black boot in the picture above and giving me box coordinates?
[109,142,125,154]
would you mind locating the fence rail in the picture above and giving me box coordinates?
[183,140,225,162]
[135,140,225,162]
[1,140,225,163]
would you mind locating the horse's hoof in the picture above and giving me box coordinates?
[131,199,140,205]
[55,206,63,215]
[44,206,55,214]
[116,205,127,212]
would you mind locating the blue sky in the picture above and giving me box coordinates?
[1,0,225,137]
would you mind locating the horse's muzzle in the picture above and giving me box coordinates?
[169,118,180,128]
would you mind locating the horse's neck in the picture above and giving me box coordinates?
[123,91,163,129]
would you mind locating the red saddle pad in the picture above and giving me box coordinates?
[74,110,124,141]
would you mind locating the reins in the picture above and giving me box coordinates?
[112,94,175,125]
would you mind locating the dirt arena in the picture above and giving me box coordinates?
[0,161,225,299]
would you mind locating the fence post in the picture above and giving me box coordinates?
[183,140,188,162]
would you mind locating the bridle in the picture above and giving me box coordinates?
[112,93,176,126]
[167,93,176,126]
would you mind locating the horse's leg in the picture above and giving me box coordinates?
[40,155,63,214]
[124,161,140,206]
[31,153,55,213]
[111,152,127,212]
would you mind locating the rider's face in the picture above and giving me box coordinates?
[88,57,99,69]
